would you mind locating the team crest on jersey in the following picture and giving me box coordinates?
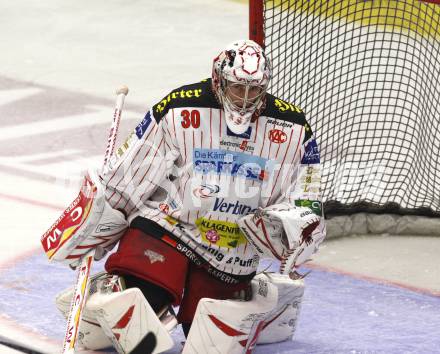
[268,129,287,144]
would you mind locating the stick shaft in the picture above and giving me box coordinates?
[103,88,128,169]
[62,252,94,354]
[61,86,128,354]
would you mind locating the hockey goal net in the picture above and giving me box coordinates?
[250,0,440,223]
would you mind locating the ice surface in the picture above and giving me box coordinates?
[1,254,439,353]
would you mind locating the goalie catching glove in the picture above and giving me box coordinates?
[237,203,321,275]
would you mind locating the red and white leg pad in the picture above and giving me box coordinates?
[56,272,177,353]
[95,287,175,353]
[256,273,304,344]
[182,273,304,353]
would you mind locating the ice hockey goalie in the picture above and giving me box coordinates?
[47,39,326,353]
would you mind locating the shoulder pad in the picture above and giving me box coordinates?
[262,94,313,142]
[151,79,220,122]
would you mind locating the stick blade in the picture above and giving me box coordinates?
[131,332,157,354]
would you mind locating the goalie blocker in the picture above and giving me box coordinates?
[41,169,128,267]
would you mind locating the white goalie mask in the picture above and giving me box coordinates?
[212,40,271,135]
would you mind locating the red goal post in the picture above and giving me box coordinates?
[249,0,265,47]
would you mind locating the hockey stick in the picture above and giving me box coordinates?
[61,86,129,354]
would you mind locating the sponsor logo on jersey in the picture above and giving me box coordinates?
[268,129,287,144]
[154,88,203,114]
[135,111,152,139]
[116,132,136,158]
[297,165,321,197]
[274,98,302,113]
[158,203,170,214]
[159,197,179,214]
[170,199,178,209]
[301,139,320,164]
[266,118,293,128]
[205,229,220,243]
[195,217,247,248]
[164,215,189,236]
[227,126,252,139]
[304,123,311,132]
[199,243,225,262]
[193,148,268,181]
[219,139,255,152]
[165,215,178,226]
[213,198,257,216]
[240,140,250,151]
[192,183,220,199]
[224,254,259,268]
[300,174,321,185]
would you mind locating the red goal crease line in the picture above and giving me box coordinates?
[0,192,63,211]
[307,262,440,298]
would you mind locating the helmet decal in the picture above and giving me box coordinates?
[212,40,272,135]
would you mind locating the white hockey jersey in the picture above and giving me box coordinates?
[101,78,325,281]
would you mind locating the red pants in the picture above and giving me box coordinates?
[105,228,250,324]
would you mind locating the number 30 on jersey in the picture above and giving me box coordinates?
[181,109,200,129]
